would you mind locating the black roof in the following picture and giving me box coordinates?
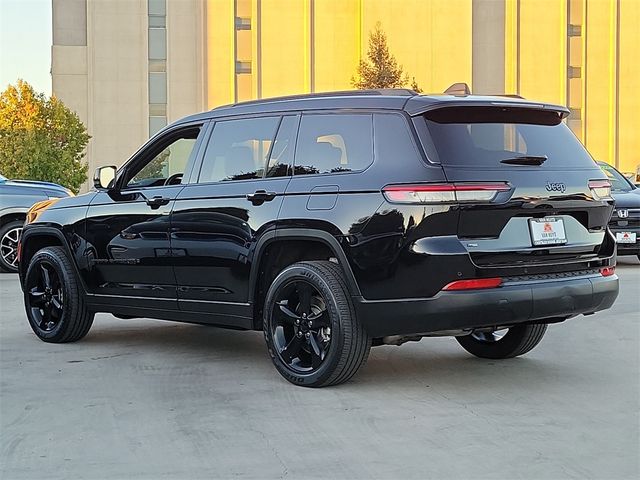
[177,89,569,125]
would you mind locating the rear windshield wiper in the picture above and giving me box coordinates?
[499,155,548,166]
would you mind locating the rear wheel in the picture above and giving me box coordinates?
[0,220,23,273]
[263,261,370,387]
[456,324,547,359]
[24,246,94,343]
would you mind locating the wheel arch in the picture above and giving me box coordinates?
[1,209,27,227]
[18,227,83,290]
[249,229,362,330]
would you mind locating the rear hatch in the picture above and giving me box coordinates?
[416,105,614,273]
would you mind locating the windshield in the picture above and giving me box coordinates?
[598,163,634,192]
[423,106,594,169]
[0,173,6,181]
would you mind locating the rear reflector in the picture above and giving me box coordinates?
[442,277,503,291]
[588,179,612,200]
[383,183,510,204]
[600,266,615,277]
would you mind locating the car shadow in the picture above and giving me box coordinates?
[76,315,576,391]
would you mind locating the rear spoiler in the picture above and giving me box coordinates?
[405,82,570,118]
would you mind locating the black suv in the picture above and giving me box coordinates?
[18,88,619,387]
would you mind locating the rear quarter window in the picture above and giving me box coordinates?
[422,106,595,169]
[294,114,373,175]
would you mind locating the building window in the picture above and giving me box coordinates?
[148,28,167,62]
[235,17,251,30]
[568,24,582,37]
[148,0,167,136]
[149,72,167,104]
[235,61,252,74]
[148,0,166,16]
[566,0,584,140]
[568,66,581,79]
[149,117,167,137]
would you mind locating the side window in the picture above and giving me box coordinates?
[294,114,373,175]
[198,117,280,183]
[266,115,298,178]
[126,126,201,188]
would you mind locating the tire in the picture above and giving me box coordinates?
[0,220,23,273]
[456,323,547,359]
[263,260,370,387]
[24,246,94,343]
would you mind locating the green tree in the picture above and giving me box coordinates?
[0,80,89,193]
[351,22,423,92]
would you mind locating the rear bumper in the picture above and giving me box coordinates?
[354,273,619,337]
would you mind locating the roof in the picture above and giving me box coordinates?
[177,89,569,125]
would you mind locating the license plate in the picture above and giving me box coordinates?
[529,217,567,246]
[616,232,637,244]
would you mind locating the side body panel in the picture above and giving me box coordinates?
[82,186,182,308]
[171,178,288,321]
[277,111,450,301]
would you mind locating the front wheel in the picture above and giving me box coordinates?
[263,261,370,387]
[456,324,547,359]
[0,220,23,273]
[24,246,94,343]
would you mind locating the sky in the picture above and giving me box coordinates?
[0,0,52,95]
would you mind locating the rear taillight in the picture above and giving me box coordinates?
[442,277,503,291]
[589,179,612,200]
[600,266,615,277]
[382,183,510,204]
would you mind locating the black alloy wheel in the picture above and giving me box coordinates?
[456,323,548,359]
[270,280,332,373]
[264,261,370,387]
[24,246,94,343]
[27,261,64,332]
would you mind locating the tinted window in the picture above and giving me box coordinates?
[423,106,594,168]
[127,126,201,188]
[599,163,634,192]
[199,117,279,183]
[266,115,298,178]
[294,114,373,175]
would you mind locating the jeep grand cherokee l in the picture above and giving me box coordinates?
[18,88,619,387]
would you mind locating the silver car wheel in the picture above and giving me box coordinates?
[1,226,22,269]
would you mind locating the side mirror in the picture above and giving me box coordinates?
[94,166,117,190]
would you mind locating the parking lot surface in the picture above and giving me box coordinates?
[1,258,639,480]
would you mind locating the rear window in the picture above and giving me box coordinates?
[423,106,594,168]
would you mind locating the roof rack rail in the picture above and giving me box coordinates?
[214,88,418,110]
[443,82,471,96]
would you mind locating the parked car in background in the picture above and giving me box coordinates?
[598,162,640,260]
[0,173,72,272]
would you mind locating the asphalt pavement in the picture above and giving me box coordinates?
[1,258,639,479]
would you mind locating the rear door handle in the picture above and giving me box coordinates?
[146,195,171,209]
[246,190,276,205]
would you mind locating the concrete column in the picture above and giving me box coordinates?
[472,0,506,95]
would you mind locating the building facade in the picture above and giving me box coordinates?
[52,0,639,191]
